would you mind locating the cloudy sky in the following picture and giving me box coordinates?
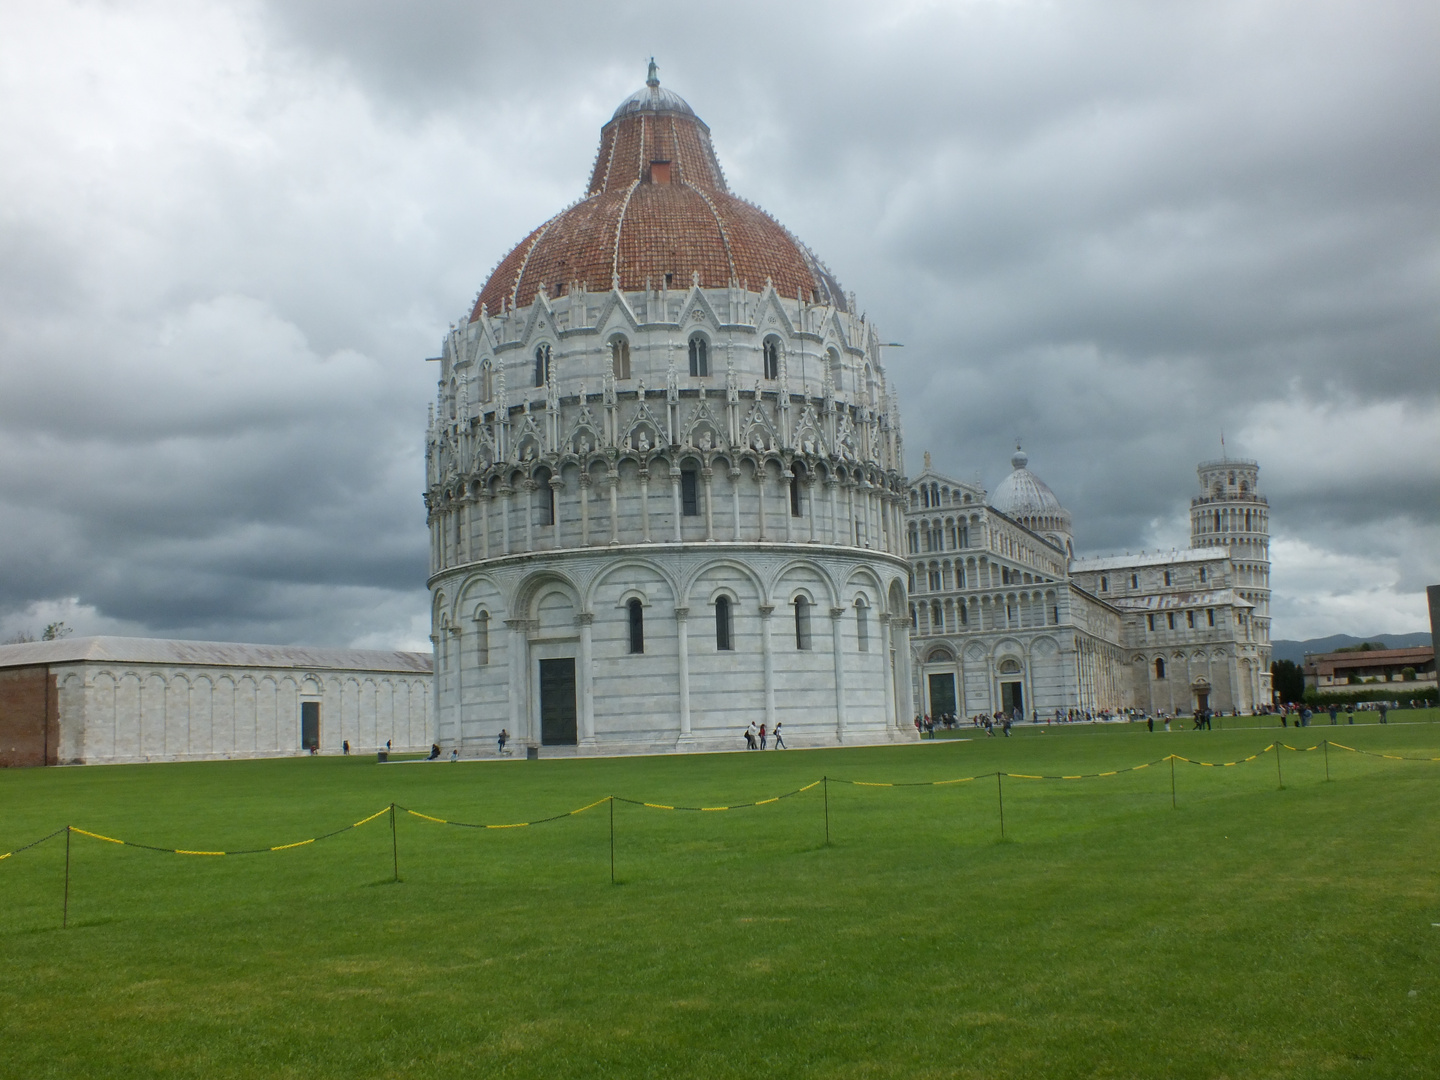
[1,0,1435,649]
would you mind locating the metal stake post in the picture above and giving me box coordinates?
[63,825,71,930]
[1170,755,1177,809]
[390,803,398,882]
[823,777,830,847]
[1323,739,1330,782]
[609,796,615,884]
[1276,742,1283,789]
[996,772,1005,839]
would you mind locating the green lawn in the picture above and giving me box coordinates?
[2,714,1438,1078]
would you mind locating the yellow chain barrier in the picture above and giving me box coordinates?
[6,739,1439,865]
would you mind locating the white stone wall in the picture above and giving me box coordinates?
[425,281,913,754]
[54,663,432,764]
[431,545,913,753]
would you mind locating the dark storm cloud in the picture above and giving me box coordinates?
[1,0,1435,647]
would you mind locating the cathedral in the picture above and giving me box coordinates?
[904,451,1272,719]
[424,64,915,754]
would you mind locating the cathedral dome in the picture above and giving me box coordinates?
[992,448,1063,516]
[991,447,1074,557]
[471,62,847,319]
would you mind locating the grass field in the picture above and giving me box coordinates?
[2,714,1438,1078]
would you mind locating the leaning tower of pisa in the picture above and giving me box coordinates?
[1190,458,1270,651]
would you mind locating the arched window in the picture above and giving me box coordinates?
[763,336,782,381]
[789,472,803,517]
[1100,575,1109,592]
[855,599,869,652]
[827,347,842,392]
[475,610,490,665]
[1155,657,1166,679]
[1163,570,1172,586]
[627,599,645,654]
[931,600,943,629]
[793,596,812,650]
[534,343,552,387]
[715,596,733,651]
[958,601,968,625]
[610,336,631,381]
[688,334,709,377]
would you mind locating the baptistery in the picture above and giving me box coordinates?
[425,63,915,754]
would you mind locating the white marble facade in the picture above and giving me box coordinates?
[0,637,432,765]
[426,285,916,753]
[425,71,917,754]
[906,453,1273,718]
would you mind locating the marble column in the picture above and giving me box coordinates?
[759,604,776,731]
[702,469,714,544]
[755,468,767,541]
[579,472,591,546]
[549,477,564,548]
[897,621,916,728]
[639,468,651,542]
[830,606,848,740]
[675,607,691,738]
[880,614,897,732]
[729,469,742,540]
[576,613,595,744]
[670,469,682,542]
[505,618,528,746]
[608,474,620,544]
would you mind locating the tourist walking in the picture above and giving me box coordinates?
[497,728,509,755]
[759,723,768,750]
[1346,704,1354,724]
[1328,704,1338,725]
[773,723,786,749]
[745,721,759,749]
[1379,703,1388,724]
[1147,715,1154,733]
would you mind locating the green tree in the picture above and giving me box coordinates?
[1271,659,1305,702]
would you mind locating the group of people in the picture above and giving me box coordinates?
[1275,702,1386,726]
[743,721,785,749]
[913,712,1018,738]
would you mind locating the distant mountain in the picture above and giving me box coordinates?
[1271,632,1434,665]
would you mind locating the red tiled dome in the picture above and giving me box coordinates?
[470,68,846,320]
